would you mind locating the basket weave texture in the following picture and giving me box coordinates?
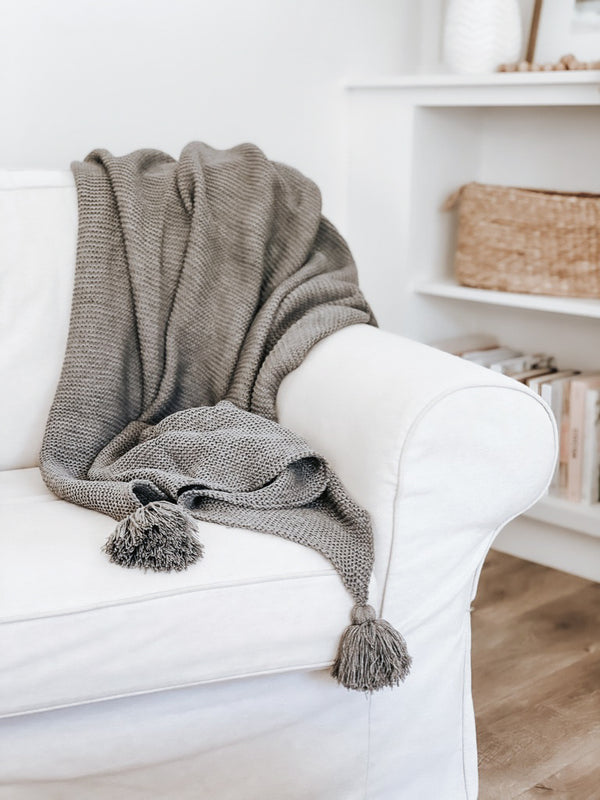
[448,182,600,299]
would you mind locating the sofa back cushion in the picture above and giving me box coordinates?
[0,171,77,470]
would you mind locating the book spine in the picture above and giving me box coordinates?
[559,383,570,494]
[581,389,600,505]
[567,381,587,503]
[542,381,563,492]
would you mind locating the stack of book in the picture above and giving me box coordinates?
[432,334,600,505]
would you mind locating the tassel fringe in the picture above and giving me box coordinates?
[104,501,203,572]
[331,604,412,692]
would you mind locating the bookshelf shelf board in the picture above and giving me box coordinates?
[346,71,600,91]
[414,280,600,319]
[524,495,600,538]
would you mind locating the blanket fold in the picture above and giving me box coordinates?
[40,141,411,692]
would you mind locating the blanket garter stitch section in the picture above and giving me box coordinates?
[40,142,411,692]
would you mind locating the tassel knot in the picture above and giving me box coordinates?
[332,603,412,693]
[103,501,203,572]
[350,604,377,624]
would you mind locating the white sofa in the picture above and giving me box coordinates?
[0,171,557,800]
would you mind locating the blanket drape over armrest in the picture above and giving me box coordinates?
[40,141,410,691]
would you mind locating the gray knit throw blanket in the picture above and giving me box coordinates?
[40,142,411,692]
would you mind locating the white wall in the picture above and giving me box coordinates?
[0,0,419,228]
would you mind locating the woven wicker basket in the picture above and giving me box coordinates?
[446,182,600,299]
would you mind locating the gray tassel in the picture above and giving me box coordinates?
[331,603,412,692]
[104,501,203,572]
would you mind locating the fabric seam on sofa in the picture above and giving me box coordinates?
[0,661,338,720]
[377,382,558,799]
[379,382,558,619]
[0,568,338,624]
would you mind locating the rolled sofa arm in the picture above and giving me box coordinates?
[276,324,558,624]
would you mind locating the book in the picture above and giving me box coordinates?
[567,374,600,503]
[509,367,557,386]
[461,347,521,367]
[430,333,498,356]
[527,370,578,396]
[490,353,554,375]
[542,374,577,494]
[581,387,600,505]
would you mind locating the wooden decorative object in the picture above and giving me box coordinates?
[499,53,600,72]
[526,0,544,63]
[446,182,600,299]
[501,0,600,72]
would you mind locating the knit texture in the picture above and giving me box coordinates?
[40,142,378,606]
[40,142,414,691]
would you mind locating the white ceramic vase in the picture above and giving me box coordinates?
[443,0,522,74]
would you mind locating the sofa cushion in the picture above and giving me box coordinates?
[0,171,77,471]
[0,468,373,718]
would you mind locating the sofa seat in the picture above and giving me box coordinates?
[0,467,373,719]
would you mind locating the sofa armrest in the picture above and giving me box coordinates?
[276,324,557,624]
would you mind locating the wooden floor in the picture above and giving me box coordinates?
[472,550,600,800]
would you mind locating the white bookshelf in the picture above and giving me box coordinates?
[526,496,600,539]
[414,280,600,319]
[347,70,600,90]
[345,72,600,579]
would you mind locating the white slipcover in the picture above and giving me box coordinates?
[0,172,557,799]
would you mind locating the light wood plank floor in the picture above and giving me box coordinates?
[472,550,600,799]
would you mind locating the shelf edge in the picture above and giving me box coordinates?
[414,281,600,319]
[346,70,600,91]
[523,497,600,538]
